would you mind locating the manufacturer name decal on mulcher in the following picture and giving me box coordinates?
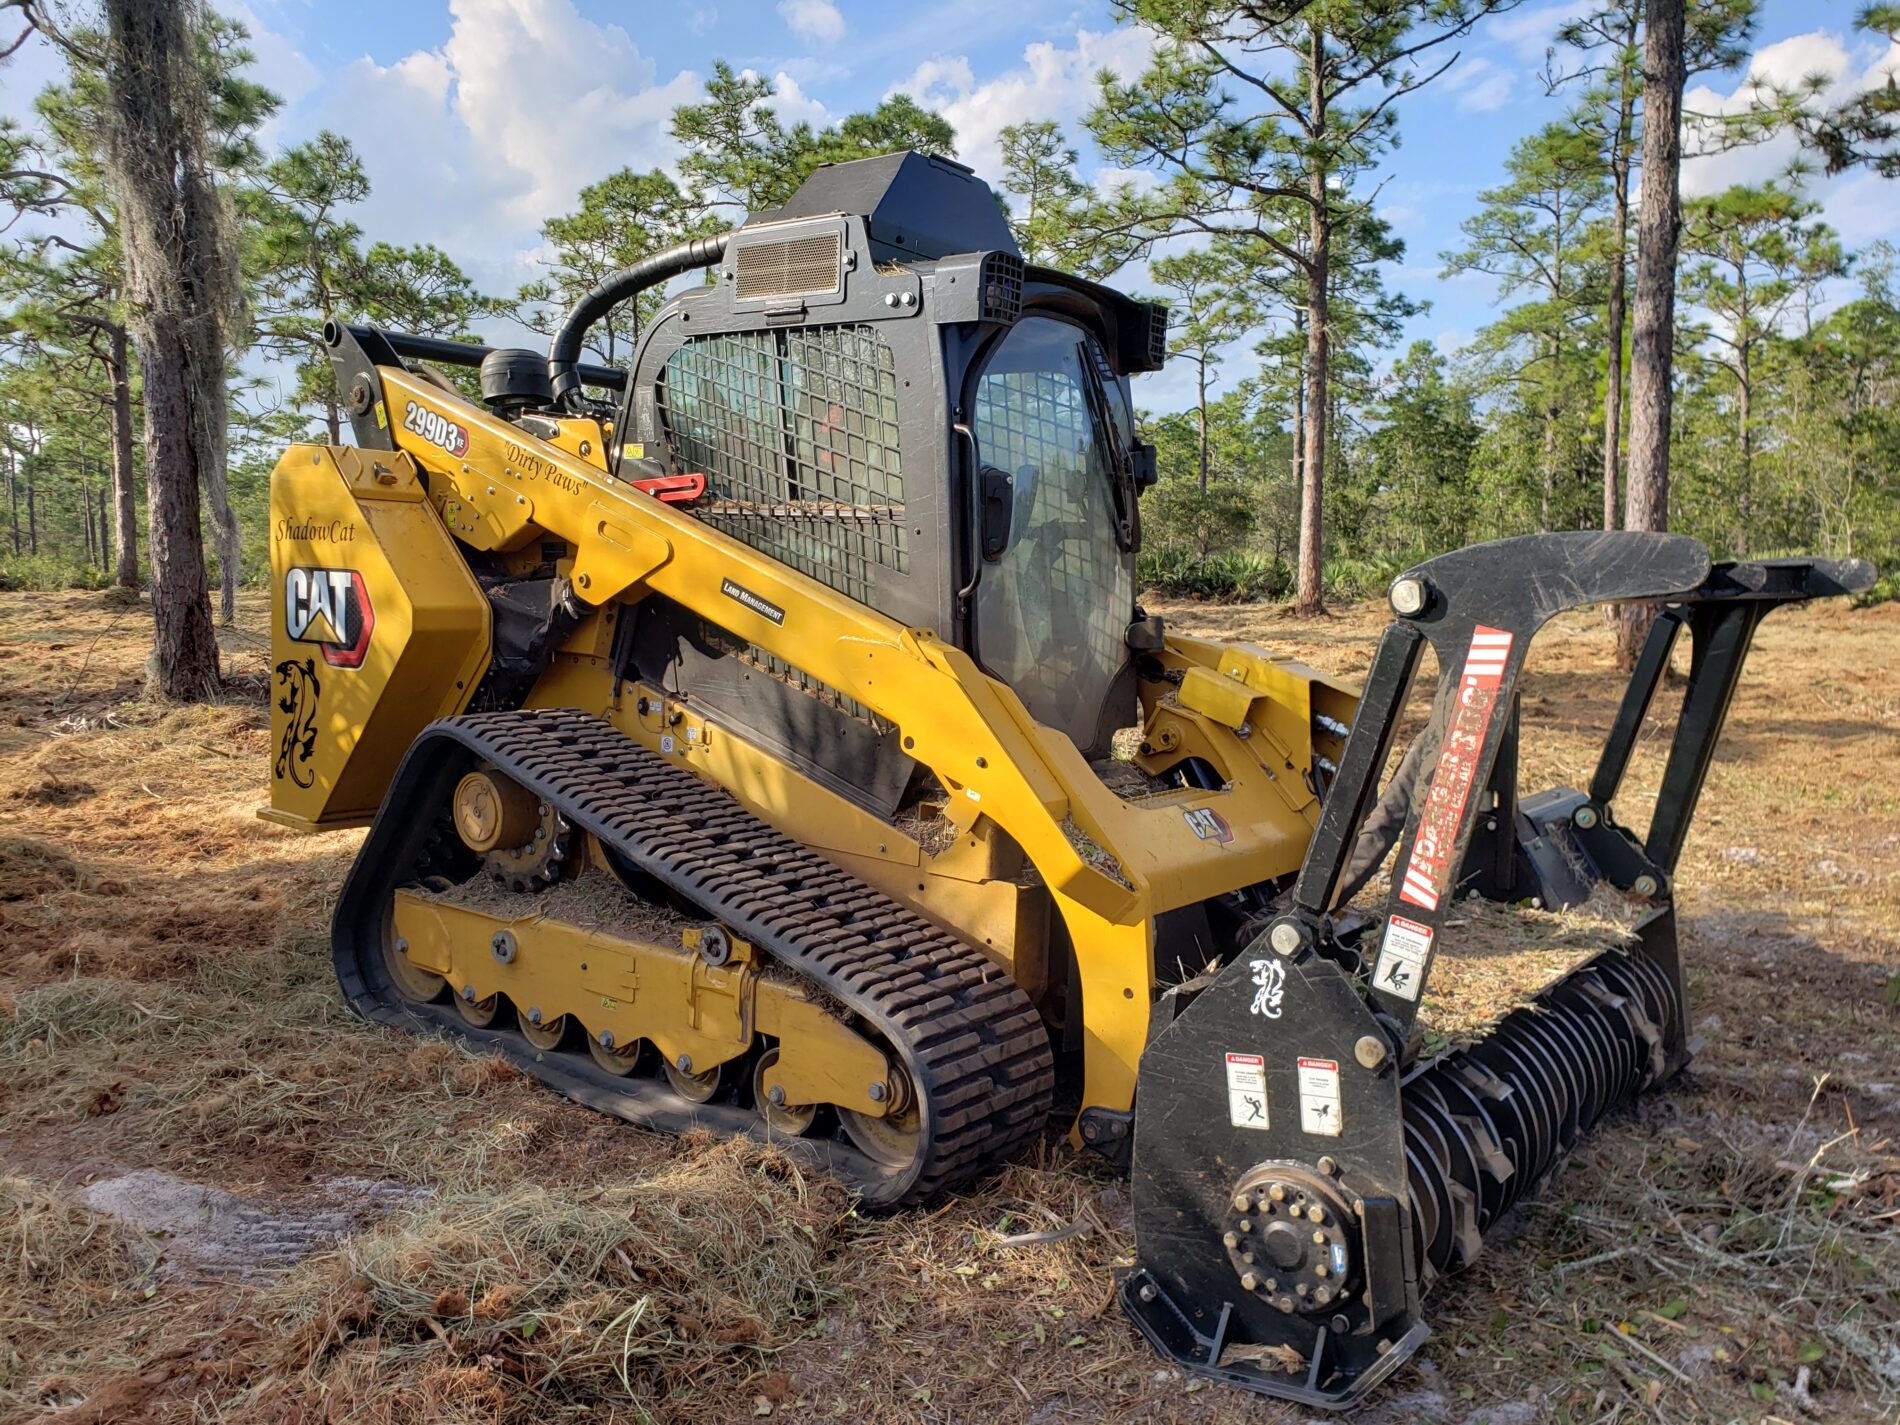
[721,577,785,626]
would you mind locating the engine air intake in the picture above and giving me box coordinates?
[734,232,844,301]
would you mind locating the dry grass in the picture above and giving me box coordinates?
[0,588,1895,1423]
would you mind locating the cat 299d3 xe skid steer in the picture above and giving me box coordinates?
[262,152,1871,1407]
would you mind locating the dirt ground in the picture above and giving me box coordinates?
[1,586,1895,1425]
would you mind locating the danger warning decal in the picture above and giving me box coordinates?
[1372,914,1433,1002]
[1225,1052,1269,1131]
[1396,625,1514,913]
[284,566,375,669]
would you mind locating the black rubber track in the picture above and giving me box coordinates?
[332,708,1056,1206]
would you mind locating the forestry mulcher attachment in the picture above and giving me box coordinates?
[262,152,1871,1407]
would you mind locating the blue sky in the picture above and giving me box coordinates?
[3,0,1894,415]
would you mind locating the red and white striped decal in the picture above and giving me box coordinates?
[1395,625,1516,914]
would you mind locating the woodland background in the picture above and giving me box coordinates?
[1,0,1897,686]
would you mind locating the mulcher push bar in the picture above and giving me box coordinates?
[1119,532,1873,1409]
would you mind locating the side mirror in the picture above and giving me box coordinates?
[1129,438,1157,491]
[980,464,1015,560]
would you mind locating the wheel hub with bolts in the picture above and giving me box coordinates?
[1222,1164,1360,1315]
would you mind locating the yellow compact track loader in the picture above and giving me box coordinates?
[264,152,1871,1407]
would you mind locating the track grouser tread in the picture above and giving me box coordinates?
[332,707,1056,1204]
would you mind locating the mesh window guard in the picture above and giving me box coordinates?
[658,326,907,605]
[657,326,908,725]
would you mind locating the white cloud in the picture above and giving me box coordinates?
[892,24,1157,184]
[228,3,321,112]
[778,0,846,45]
[1681,28,1894,198]
[314,0,700,284]
[762,69,833,130]
[1485,0,1600,63]
[1444,56,1515,113]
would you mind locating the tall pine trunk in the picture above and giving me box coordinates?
[1615,0,1685,671]
[1196,357,1210,493]
[1293,21,1330,618]
[109,324,140,590]
[1602,126,1631,532]
[102,0,232,699]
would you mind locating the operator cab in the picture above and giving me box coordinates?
[604,151,1164,809]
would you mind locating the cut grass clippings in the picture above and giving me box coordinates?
[0,588,1895,1423]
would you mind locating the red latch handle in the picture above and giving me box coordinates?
[629,472,706,503]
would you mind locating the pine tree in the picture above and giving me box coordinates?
[1086,0,1515,615]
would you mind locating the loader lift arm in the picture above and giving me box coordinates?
[1120,532,1874,1409]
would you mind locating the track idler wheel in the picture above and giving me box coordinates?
[664,1056,724,1103]
[454,984,503,1028]
[383,928,446,1003]
[840,1068,922,1169]
[753,1046,818,1137]
[519,1008,569,1052]
[587,1030,649,1077]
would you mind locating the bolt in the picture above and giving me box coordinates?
[1574,805,1599,829]
[1268,1184,1286,1202]
[1633,873,1660,897]
[975,756,988,769]
[1296,1284,1309,1298]
[395,937,409,954]
[1265,1277,1278,1292]
[1317,1156,1338,1176]
[1233,1192,1251,1212]
[1331,1314,1351,1335]
[1315,1286,1332,1305]
[676,1054,692,1073]
[1308,1206,1325,1224]
[1240,1272,1259,1292]
[460,984,475,1002]
[1315,1264,1329,1279]
[1240,1251,1253,1265]
[884,292,899,307]
[1389,576,1428,617]
[1376,1339,1393,1356]
[868,1081,889,1103]
[1313,1229,1326,1244]
[1138,1283,1158,1303]
[1236,721,1252,740]
[597,1029,614,1048]
[1355,1034,1388,1070]
[899,291,916,307]
[1238,1219,1253,1234]
[1222,1231,1239,1249]
[527,1007,542,1025]
[1269,922,1303,958]
[769,1085,786,1107]
[577,572,591,590]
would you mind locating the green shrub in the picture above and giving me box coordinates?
[0,552,112,592]
[1139,549,1290,601]
[1852,567,1900,608]
[1321,553,1410,600]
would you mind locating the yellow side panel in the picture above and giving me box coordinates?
[264,444,491,830]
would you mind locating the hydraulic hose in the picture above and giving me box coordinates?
[545,233,733,409]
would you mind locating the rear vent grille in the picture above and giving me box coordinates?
[1144,301,1169,370]
[734,233,843,300]
[979,251,1024,324]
